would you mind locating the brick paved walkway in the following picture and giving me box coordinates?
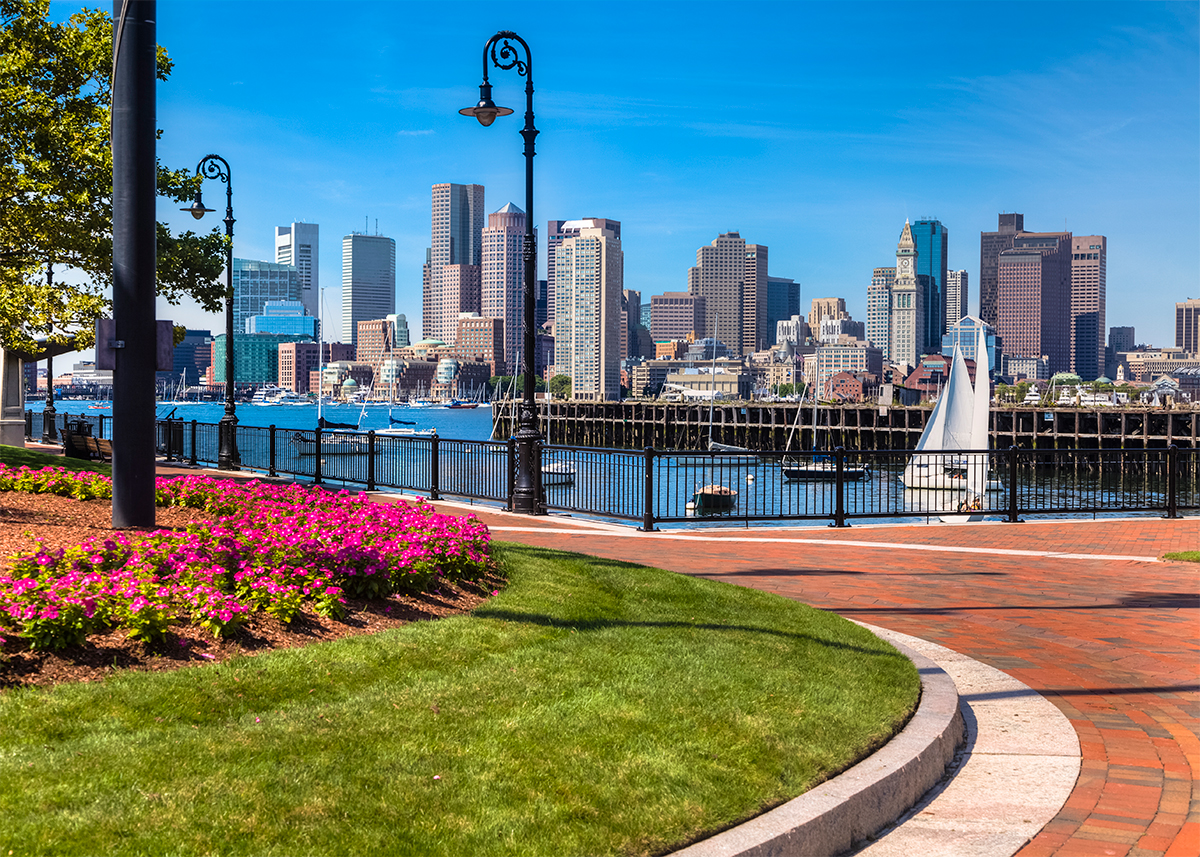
[460,510,1199,857]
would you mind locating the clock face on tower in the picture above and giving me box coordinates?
[900,258,910,269]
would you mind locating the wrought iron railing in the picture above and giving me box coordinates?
[22,415,1198,527]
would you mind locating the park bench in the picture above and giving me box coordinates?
[60,430,91,460]
[86,437,113,463]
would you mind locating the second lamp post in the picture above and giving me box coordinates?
[183,154,239,469]
[460,30,543,515]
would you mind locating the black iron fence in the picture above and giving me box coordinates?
[23,415,1198,528]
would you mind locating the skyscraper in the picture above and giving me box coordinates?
[889,221,925,370]
[425,183,485,344]
[553,219,623,400]
[688,232,747,354]
[979,213,1024,327]
[547,218,621,338]
[481,203,527,375]
[809,297,848,332]
[231,258,302,336]
[866,267,895,359]
[945,269,968,329]
[274,222,319,318]
[1178,299,1200,353]
[910,219,947,352]
[743,244,769,354]
[1070,235,1106,380]
[341,233,395,347]
[996,231,1071,375]
[765,276,799,341]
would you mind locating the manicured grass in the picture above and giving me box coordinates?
[0,443,111,477]
[1163,550,1200,563]
[0,543,919,857]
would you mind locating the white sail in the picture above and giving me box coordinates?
[901,339,1000,493]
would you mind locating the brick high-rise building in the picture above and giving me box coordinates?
[424,183,485,344]
[743,244,769,354]
[481,203,527,374]
[456,313,505,376]
[979,213,1024,327]
[996,231,1072,376]
[650,291,706,341]
[1178,299,1200,353]
[688,232,747,354]
[1070,235,1106,380]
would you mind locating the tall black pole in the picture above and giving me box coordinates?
[188,155,238,469]
[464,31,543,515]
[110,0,157,528]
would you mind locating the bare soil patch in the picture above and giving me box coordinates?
[0,492,500,690]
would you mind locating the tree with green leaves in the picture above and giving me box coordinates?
[548,373,571,400]
[0,0,226,356]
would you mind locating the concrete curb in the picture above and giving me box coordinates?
[670,637,964,857]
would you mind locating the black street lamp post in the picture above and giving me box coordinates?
[183,154,238,469]
[41,261,57,443]
[461,31,543,514]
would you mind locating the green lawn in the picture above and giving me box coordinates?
[0,443,111,477]
[0,543,919,857]
[1163,550,1200,563]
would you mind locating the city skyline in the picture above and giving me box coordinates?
[43,1,1198,353]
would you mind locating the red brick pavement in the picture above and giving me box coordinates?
[460,510,1199,857]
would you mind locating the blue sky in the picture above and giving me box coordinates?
[54,0,1200,350]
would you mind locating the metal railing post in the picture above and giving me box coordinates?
[268,425,278,478]
[506,437,516,512]
[25,411,31,440]
[1165,444,1178,519]
[366,430,376,491]
[164,419,174,461]
[189,420,198,466]
[827,447,848,527]
[640,446,656,531]
[429,431,440,500]
[1007,446,1020,523]
[314,428,323,485]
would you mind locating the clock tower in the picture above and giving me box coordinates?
[890,220,925,371]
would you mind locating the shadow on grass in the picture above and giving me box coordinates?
[471,607,905,659]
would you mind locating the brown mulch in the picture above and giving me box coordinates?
[0,491,502,690]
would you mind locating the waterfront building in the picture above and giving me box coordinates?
[342,233,395,347]
[910,219,947,352]
[941,316,1001,380]
[231,258,302,336]
[997,231,1072,376]
[274,222,319,318]
[213,333,313,386]
[688,232,748,355]
[979,213,1024,328]
[867,267,895,359]
[547,218,621,344]
[425,183,485,344]
[651,291,706,341]
[945,269,968,328]
[1071,236,1106,380]
[765,276,800,343]
[743,243,770,354]
[813,342,883,400]
[819,317,866,344]
[481,203,527,373]
[456,313,506,377]
[245,300,318,339]
[1005,354,1050,381]
[554,219,623,401]
[889,221,925,372]
[1177,299,1200,353]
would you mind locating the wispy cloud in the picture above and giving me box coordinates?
[397,129,435,137]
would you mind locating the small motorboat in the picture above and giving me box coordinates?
[686,484,737,515]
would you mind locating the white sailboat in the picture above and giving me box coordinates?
[901,325,1000,493]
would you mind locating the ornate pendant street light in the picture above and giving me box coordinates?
[460,31,543,515]
[182,154,239,469]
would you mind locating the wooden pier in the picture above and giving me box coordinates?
[491,402,1200,452]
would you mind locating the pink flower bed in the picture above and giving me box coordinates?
[0,469,491,650]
